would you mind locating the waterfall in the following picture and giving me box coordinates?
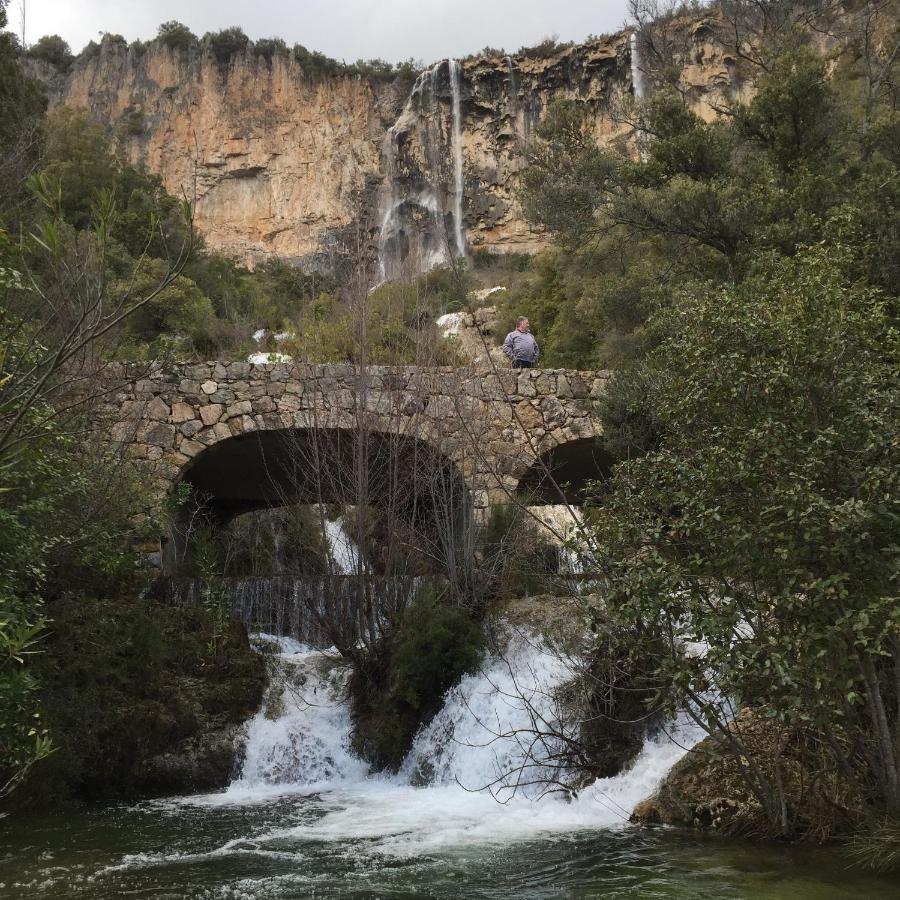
[377,60,467,281]
[217,631,706,847]
[449,59,466,260]
[400,634,575,798]
[323,517,361,575]
[227,637,368,795]
[630,31,646,101]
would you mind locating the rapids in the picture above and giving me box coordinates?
[3,634,898,898]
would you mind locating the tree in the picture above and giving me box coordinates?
[591,242,900,834]
[203,27,250,64]
[26,34,73,70]
[156,21,197,53]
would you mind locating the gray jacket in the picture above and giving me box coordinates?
[502,329,540,363]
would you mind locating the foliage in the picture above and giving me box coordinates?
[389,598,483,711]
[156,21,197,53]
[519,37,900,369]
[0,388,148,797]
[26,35,74,71]
[254,37,288,63]
[285,269,467,365]
[847,815,900,873]
[0,3,45,169]
[203,27,250,65]
[590,244,900,834]
[22,594,264,802]
[351,593,484,771]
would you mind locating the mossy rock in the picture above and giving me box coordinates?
[14,595,265,807]
[631,711,865,842]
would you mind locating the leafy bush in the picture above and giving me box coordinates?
[203,27,250,64]
[389,598,483,712]
[156,21,197,53]
[22,594,264,803]
[255,37,288,63]
[351,595,483,771]
[26,35,73,70]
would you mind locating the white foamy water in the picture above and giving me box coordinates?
[323,517,362,575]
[223,637,367,800]
[156,630,705,862]
[449,58,466,259]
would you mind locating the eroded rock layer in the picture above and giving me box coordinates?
[44,14,745,266]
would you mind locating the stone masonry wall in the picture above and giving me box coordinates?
[102,362,609,525]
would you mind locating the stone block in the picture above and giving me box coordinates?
[145,397,171,420]
[517,374,537,397]
[170,401,195,423]
[143,422,175,449]
[179,419,203,438]
[225,400,252,419]
[187,364,211,381]
[180,440,206,458]
[110,421,135,442]
[252,396,277,414]
[201,380,218,395]
[200,404,224,426]
[569,375,589,399]
[213,423,232,441]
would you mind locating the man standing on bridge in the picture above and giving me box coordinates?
[502,317,540,369]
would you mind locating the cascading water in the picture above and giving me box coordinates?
[323,517,361,575]
[195,630,707,857]
[377,59,467,281]
[226,637,367,796]
[630,31,646,101]
[448,58,466,260]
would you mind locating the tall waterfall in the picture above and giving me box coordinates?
[377,60,467,281]
[630,31,646,100]
[448,59,466,260]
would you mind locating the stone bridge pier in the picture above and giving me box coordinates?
[101,361,611,565]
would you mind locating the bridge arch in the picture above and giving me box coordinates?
[165,425,471,574]
[514,436,614,507]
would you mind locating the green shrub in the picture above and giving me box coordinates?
[203,27,249,64]
[156,21,197,53]
[847,817,900,873]
[255,37,288,63]
[26,35,73,70]
[390,598,483,712]
[352,596,483,771]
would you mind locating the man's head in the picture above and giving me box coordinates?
[516,316,530,333]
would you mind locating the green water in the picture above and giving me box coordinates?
[1,792,896,899]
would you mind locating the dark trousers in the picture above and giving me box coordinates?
[512,359,534,369]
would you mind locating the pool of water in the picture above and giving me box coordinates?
[0,791,894,899]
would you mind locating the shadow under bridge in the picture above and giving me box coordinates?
[164,426,471,575]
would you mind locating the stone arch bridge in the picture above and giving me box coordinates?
[102,361,612,561]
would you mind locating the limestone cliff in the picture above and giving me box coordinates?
[43,12,746,268]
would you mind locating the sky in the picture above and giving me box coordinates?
[10,0,633,65]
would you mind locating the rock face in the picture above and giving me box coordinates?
[44,13,746,267]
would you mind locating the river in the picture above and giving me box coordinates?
[1,637,895,898]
